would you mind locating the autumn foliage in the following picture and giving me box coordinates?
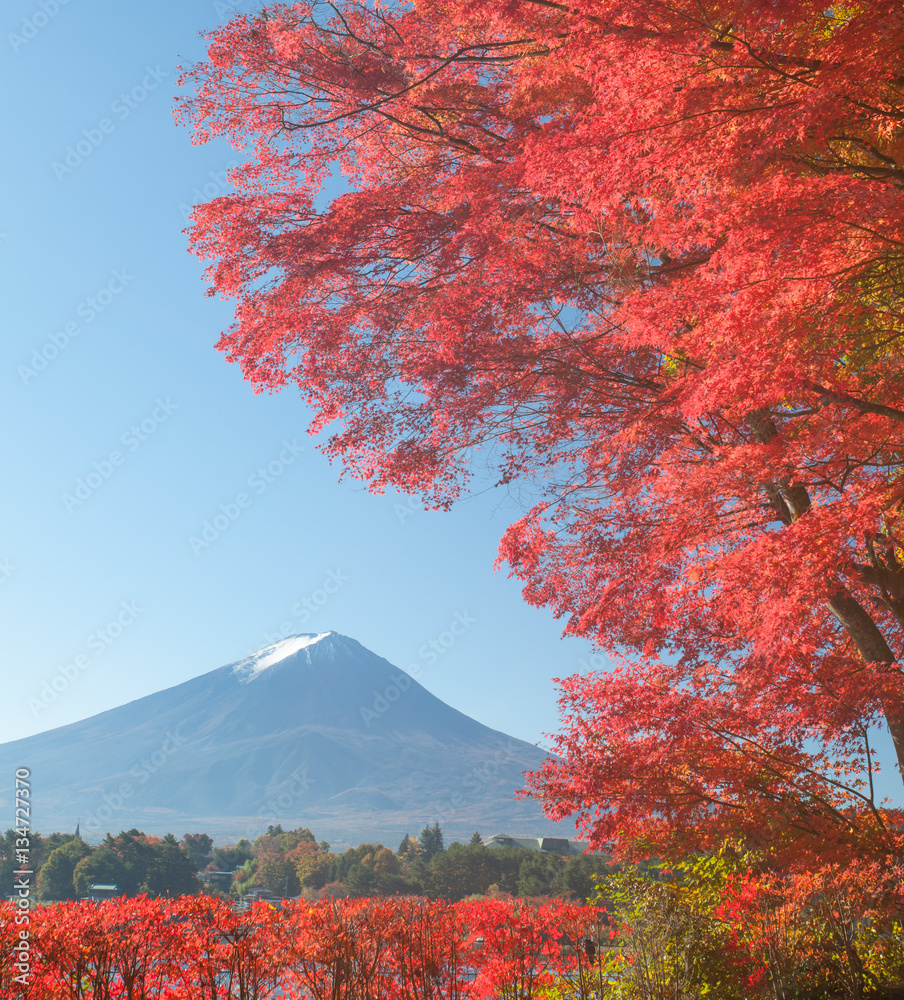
[4,874,903,999]
[1,895,605,999]
[176,0,904,860]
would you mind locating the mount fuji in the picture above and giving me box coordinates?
[0,632,573,845]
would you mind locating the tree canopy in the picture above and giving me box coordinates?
[177,0,904,862]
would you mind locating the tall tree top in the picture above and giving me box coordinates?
[177,0,904,862]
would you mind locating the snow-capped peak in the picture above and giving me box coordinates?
[232,632,333,682]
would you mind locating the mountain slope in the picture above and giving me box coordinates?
[0,632,569,844]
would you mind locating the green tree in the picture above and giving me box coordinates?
[427,841,496,900]
[38,839,91,901]
[295,849,336,890]
[103,830,156,895]
[516,853,543,898]
[232,858,257,897]
[41,832,79,857]
[180,832,213,870]
[255,852,300,896]
[146,833,200,897]
[344,863,379,897]
[555,854,606,902]
[418,823,444,862]
[253,825,316,856]
[490,847,532,896]
[595,850,756,1000]
[371,846,407,894]
[211,838,253,871]
[73,847,126,899]
[1,830,67,894]
[0,829,21,898]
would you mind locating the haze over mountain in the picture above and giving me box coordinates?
[1,632,574,845]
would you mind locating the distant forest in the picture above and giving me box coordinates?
[2,824,605,903]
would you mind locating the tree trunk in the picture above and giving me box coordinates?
[748,410,904,787]
[828,589,904,783]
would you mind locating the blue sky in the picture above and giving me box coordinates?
[2,0,901,813]
[0,0,597,757]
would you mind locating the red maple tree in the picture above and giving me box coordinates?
[11,889,904,998]
[176,0,904,859]
[4,896,610,998]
